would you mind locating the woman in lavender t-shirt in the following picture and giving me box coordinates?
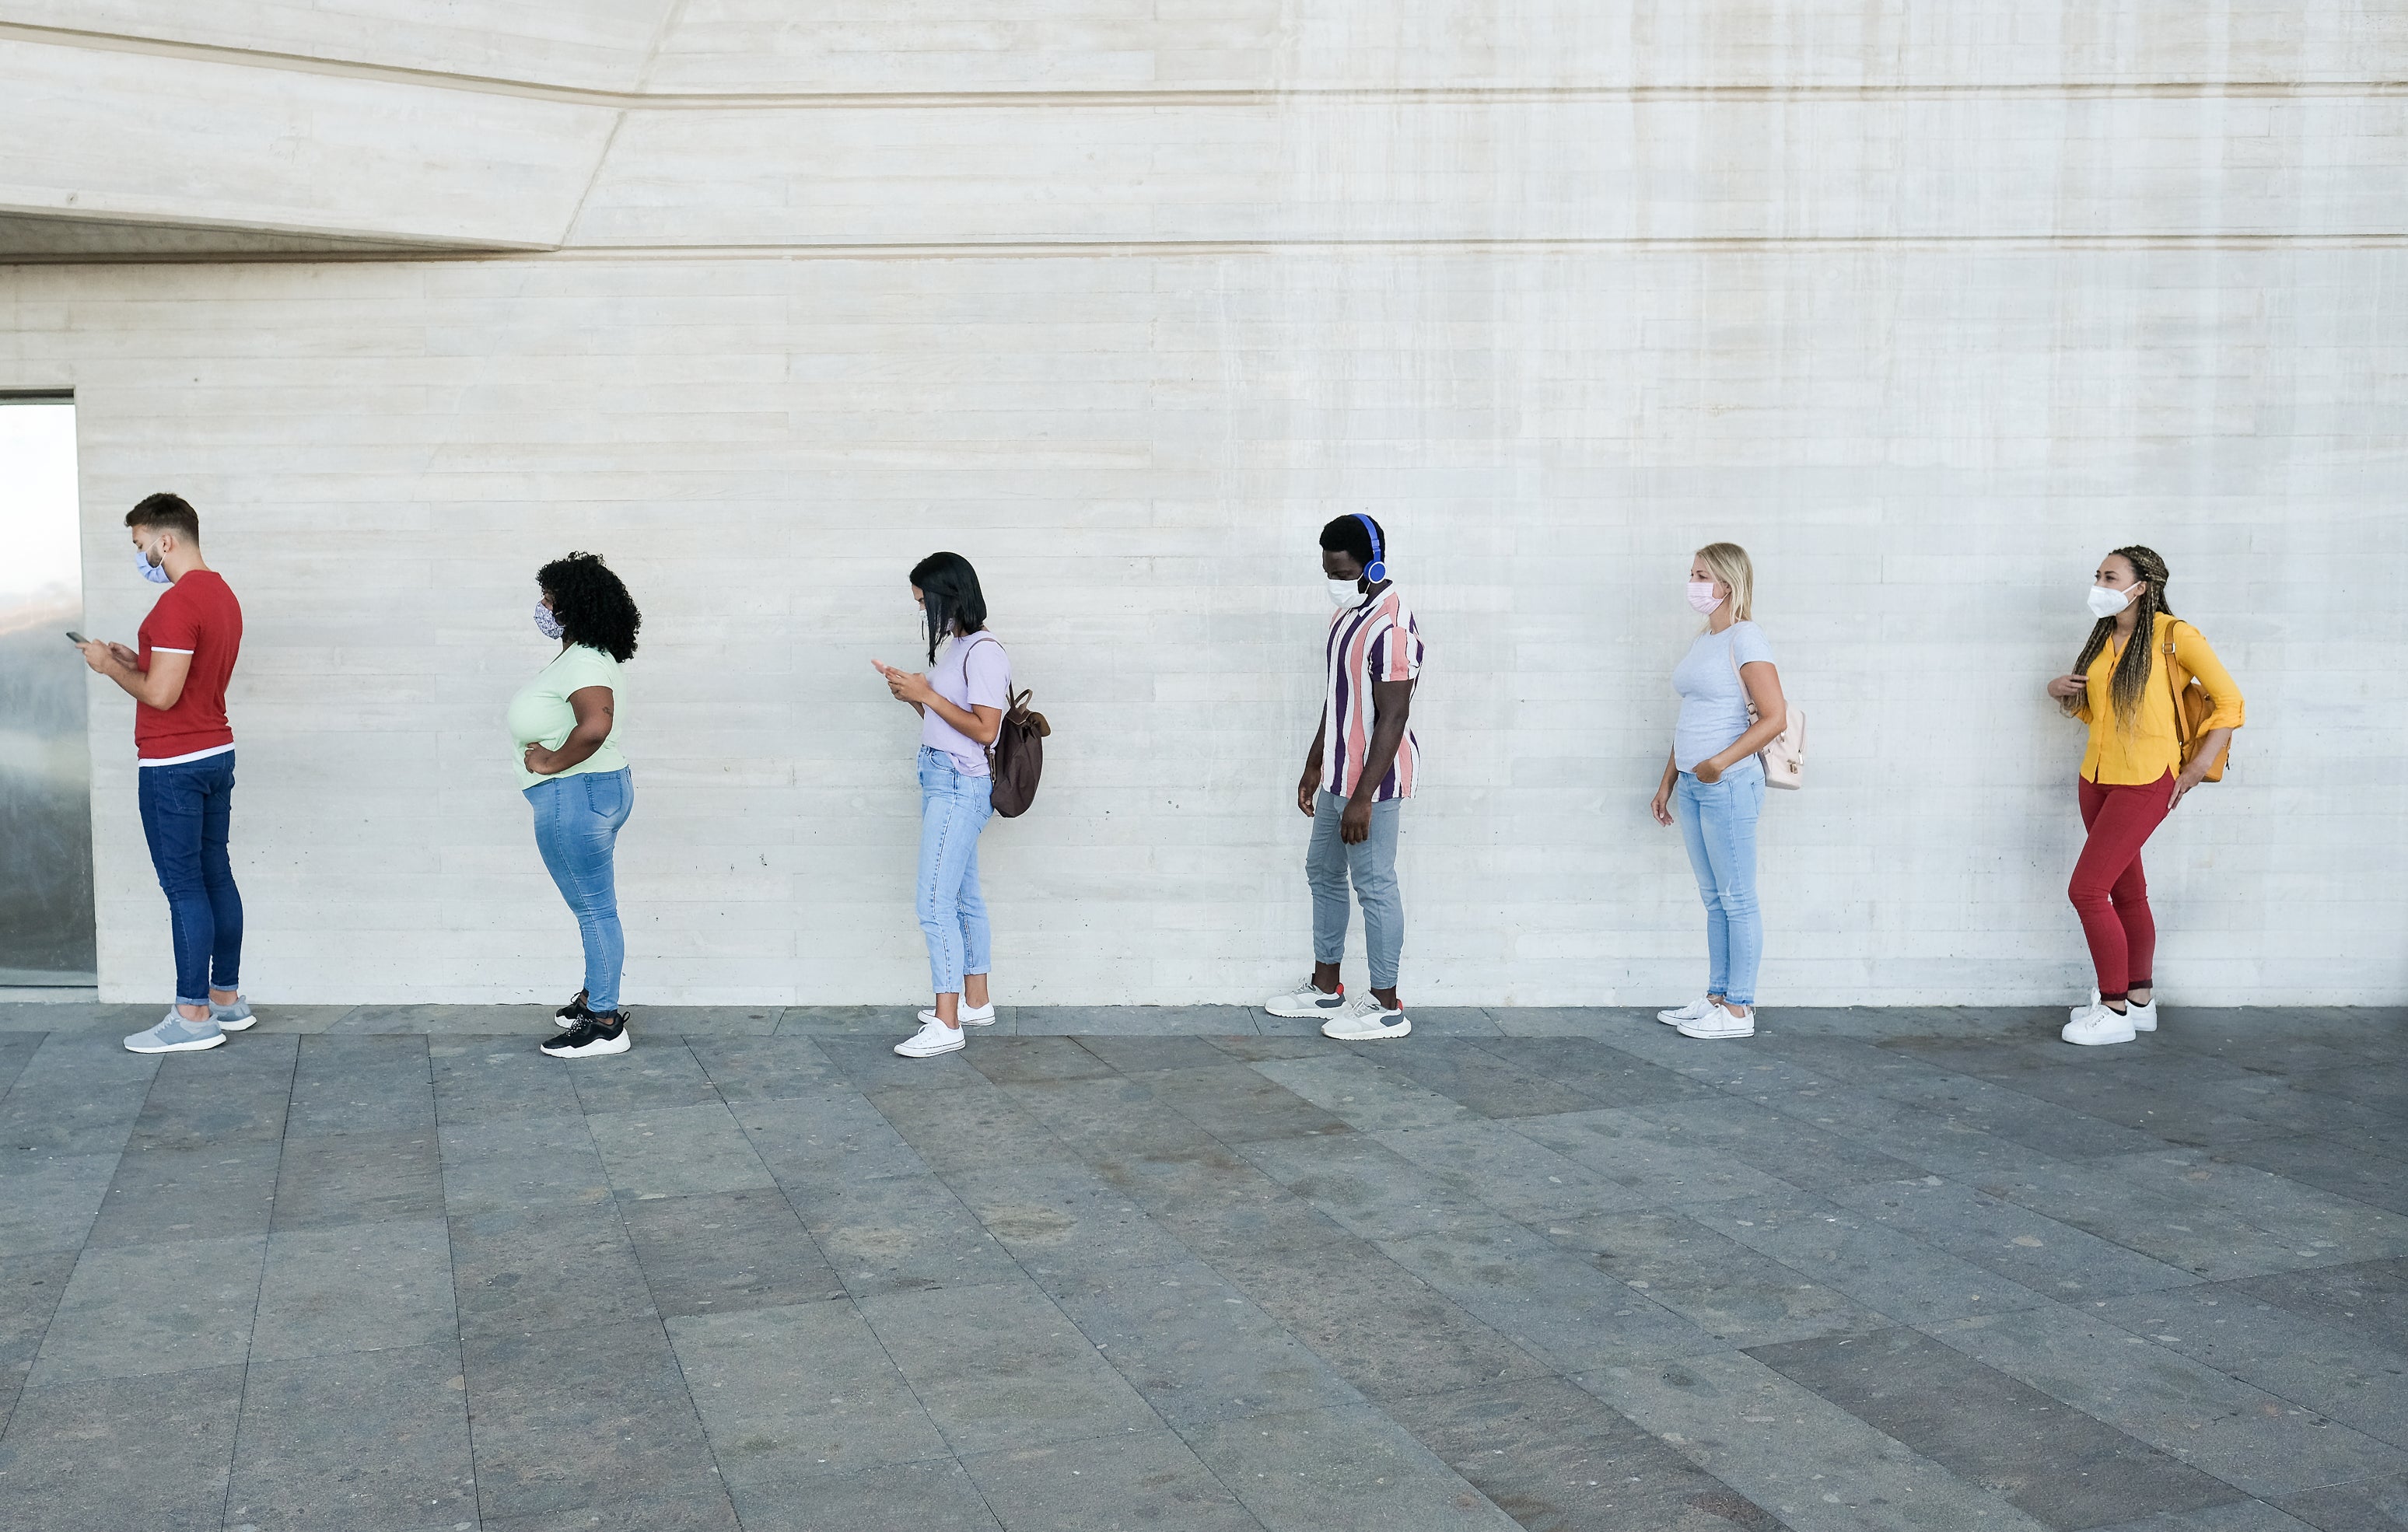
[871,551,1010,1059]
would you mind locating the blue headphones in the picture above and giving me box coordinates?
[1351,514,1387,584]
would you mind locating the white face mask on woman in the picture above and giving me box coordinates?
[1685,580,1723,615]
[2086,583,2136,619]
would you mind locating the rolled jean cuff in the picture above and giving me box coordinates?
[174,994,212,1009]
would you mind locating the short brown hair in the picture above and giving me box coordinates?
[126,493,200,542]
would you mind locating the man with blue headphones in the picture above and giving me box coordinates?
[1265,514,1425,1040]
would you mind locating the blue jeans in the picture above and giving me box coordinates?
[1307,789,1404,991]
[917,746,995,994]
[138,751,243,1006]
[526,768,632,1011]
[1674,770,1765,1006]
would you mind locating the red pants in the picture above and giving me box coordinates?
[2070,772,2174,1002]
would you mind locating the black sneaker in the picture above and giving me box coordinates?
[541,1012,631,1058]
[555,988,593,1023]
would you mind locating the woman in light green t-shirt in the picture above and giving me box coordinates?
[509,551,640,1059]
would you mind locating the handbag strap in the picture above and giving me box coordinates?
[1725,628,1759,724]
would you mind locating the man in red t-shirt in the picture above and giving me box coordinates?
[76,493,254,1055]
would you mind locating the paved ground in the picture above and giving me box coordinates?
[0,1000,2402,1532]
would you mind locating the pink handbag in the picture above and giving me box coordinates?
[1729,638,1804,790]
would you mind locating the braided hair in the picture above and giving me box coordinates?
[2070,545,2172,729]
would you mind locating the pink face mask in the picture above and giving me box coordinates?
[1686,580,1724,615]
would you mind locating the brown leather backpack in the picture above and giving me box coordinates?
[966,636,1049,817]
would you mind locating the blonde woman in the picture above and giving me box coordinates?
[2044,546,2242,1046]
[1650,544,1787,1040]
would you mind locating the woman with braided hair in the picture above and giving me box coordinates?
[2044,547,2242,1046]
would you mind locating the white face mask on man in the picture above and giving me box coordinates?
[1327,578,1364,607]
[2086,583,2137,619]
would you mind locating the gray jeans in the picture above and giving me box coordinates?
[1307,789,1404,990]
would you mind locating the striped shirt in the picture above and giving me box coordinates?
[1321,584,1424,801]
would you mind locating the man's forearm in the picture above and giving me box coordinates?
[105,660,161,708]
[1349,720,1409,807]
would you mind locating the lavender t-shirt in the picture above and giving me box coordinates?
[924,634,1010,776]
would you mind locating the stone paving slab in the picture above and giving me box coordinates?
[0,1000,2402,1529]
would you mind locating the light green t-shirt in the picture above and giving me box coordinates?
[508,644,626,790]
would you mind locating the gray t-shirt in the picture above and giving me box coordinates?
[1671,621,1773,778]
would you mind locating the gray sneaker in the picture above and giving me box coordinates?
[124,1011,226,1055]
[211,995,257,1033]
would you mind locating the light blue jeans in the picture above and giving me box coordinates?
[917,746,995,994]
[1307,789,1404,991]
[1673,768,1764,1007]
[526,767,632,1011]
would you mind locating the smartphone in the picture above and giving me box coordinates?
[65,631,87,645]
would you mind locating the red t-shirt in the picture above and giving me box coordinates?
[135,570,243,761]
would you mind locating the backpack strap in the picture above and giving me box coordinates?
[954,634,1007,772]
[2161,619,2192,752]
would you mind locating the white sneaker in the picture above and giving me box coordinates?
[1265,978,1347,1020]
[919,1002,996,1028]
[2070,990,2156,1034]
[894,1018,966,1058]
[2061,1002,2137,1047]
[1657,997,1718,1026]
[1676,1004,1755,1041]
[1321,995,1411,1041]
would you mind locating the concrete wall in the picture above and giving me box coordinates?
[4,4,2402,1007]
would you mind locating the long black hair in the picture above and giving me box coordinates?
[911,551,987,663]
[537,551,641,663]
[2070,545,2172,729]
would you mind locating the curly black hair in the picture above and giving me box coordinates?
[537,551,641,663]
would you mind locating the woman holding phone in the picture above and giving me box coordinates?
[2044,547,2242,1046]
[872,551,1007,1059]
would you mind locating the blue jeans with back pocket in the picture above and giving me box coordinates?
[525,768,633,1011]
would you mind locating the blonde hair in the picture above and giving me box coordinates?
[1694,542,1755,622]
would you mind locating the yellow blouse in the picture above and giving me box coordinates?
[2071,612,2245,785]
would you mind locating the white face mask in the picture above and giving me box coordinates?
[1685,580,1723,615]
[134,544,170,585]
[2086,583,2136,619]
[1327,578,1364,607]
